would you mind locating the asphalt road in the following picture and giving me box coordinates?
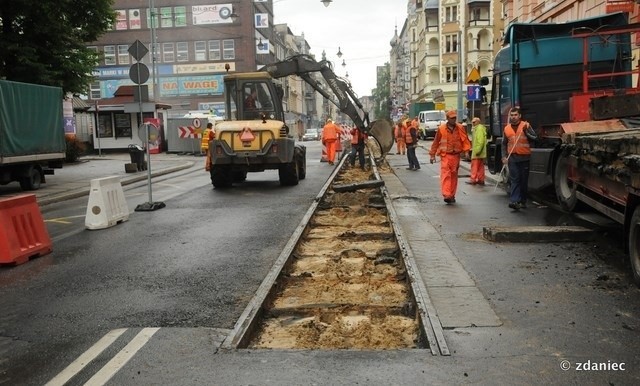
[0,140,639,385]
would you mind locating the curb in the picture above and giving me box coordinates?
[37,161,195,207]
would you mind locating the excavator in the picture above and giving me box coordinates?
[206,54,393,188]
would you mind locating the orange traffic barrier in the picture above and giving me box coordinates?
[0,194,52,265]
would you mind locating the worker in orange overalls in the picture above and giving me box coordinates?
[405,118,420,170]
[322,118,340,165]
[349,125,368,169]
[394,121,406,155]
[429,110,471,204]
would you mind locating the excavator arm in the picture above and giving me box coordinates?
[259,54,393,155]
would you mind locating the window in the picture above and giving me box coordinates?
[177,42,189,62]
[97,114,113,138]
[160,7,173,28]
[114,10,127,30]
[117,45,129,65]
[195,41,207,61]
[163,42,175,62]
[89,81,101,99]
[445,66,458,83]
[114,113,132,138]
[471,8,481,21]
[146,8,159,29]
[208,40,221,60]
[445,34,458,53]
[174,6,186,27]
[103,46,116,65]
[445,6,458,23]
[223,39,235,60]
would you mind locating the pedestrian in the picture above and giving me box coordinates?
[466,117,487,185]
[429,110,471,204]
[394,121,406,155]
[405,117,420,170]
[322,118,340,165]
[502,107,538,210]
[349,125,368,169]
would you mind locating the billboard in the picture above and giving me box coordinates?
[192,4,234,25]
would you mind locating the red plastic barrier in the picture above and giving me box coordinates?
[0,194,52,265]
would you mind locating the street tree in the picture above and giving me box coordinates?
[373,63,390,120]
[0,0,115,94]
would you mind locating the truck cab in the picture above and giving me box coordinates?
[225,72,284,122]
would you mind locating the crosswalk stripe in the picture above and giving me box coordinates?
[45,328,127,386]
[84,327,160,386]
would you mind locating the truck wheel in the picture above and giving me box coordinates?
[554,152,578,211]
[629,206,640,287]
[19,166,42,191]
[211,167,232,189]
[278,161,299,186]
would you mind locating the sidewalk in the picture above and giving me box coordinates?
[32,152,196,206]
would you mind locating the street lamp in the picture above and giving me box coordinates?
[321,0,333,7]
[257,37,265,50]
[336,46,343,58]
[341,59,346,68]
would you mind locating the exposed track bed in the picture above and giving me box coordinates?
[225,151,442,353]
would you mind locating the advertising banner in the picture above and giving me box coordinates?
[192,4,233,25]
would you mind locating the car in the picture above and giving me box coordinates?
[302,128,320,141]
[418,110,446,139]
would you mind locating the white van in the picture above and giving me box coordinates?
[418,110,446,139]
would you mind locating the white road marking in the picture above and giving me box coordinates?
[84,327,160,386]
[45,328,127,386]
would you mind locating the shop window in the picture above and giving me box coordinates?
[114,113,132,138]
[98,114,113,138]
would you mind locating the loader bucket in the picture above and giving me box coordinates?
[369,119,394,156]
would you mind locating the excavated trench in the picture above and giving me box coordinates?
[233,157,429,350]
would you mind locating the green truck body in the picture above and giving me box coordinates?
[0,80,65,190]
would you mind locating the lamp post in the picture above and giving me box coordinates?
[321,0,333,7]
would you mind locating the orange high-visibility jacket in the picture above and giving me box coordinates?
[503,121,532,156]
[322,122,339,141]
[430,123,471,157]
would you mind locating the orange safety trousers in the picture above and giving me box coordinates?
[439,153,461,199]
[325,139,337,163]
[396,138,406,154]
[470,158,485,183]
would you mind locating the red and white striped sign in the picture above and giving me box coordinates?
[178,126,202,139]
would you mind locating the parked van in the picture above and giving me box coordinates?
[417,110,446,139]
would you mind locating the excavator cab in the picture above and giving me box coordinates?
[224,72,284,122]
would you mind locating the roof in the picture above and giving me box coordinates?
[89,85,171,111]
[72,97,91,111]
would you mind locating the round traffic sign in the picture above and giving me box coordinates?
[129,63,150,84]
[193,118,201,128]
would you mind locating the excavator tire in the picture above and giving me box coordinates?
[279,161,299,186]
[232,171,247,183]
[369,119,394,156]
[630,206,640,287]
[295,146,306,180]
[211,166,232,189]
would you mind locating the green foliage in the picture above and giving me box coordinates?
[0,0,116,94]
[373,63,391,120]
[65,136,86,163]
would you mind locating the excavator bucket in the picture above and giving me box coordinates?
[369,119,394,156]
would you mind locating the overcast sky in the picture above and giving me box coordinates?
[273,0,408,97]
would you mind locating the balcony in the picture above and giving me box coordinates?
[468,18,491,27]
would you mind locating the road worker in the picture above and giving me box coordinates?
[394,121,406,155]
[429,110,471,204]
[349,125,368,169]
[502,107,537,210]
[405,118,420,170]
[321,118,340,165]
[467,117,488,185]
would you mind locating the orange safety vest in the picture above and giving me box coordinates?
[350,128,366,145]
[404,123,415,144]
[433,123,469,156]
[504,121,531,156]
[394,124,405,139]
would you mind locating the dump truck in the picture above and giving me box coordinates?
[485,12,640,284]
[206,54,393,188]
[0,80,65,190]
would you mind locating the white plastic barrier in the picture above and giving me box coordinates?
[85,176,129,230]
